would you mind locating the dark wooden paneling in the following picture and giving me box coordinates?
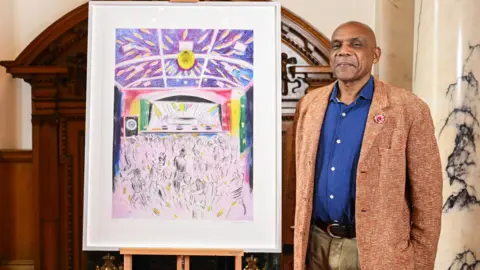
[0,150,35,270]
[59,119,86,270]
[281,121,295,270]
[35,117,60,270]
[282,121,296,246]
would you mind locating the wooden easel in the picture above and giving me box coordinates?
[120,248,244,270]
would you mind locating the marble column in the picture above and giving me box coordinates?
[375,0,415,90]
[413,0,480,269]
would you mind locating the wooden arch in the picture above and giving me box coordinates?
[0,2,334,270]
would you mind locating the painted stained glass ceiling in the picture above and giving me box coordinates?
[115,28,254,90]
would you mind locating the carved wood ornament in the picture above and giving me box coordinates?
[0,1,334,269]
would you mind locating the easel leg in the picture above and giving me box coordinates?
[176,255,190,270]
[177,255,182,270]
[123,254,132,270]
[235,255,242,270]
[120,249,243,270]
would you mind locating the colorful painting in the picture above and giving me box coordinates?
[111,28,254,221]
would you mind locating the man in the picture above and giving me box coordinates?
[292,21,442,270]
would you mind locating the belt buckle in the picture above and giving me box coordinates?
[326,223,342,239]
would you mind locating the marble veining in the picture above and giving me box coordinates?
[413,0,423,85]
[448,249,480,270]
[439,43,480,213]
[388,0,399,9]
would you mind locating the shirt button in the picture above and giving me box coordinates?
[331,167,335,171]
[341,112,346,117]
[330,195,334,199]
[336,139,341,144]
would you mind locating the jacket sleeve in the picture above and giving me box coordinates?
[406,101,443,269]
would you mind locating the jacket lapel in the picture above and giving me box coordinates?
[299,85,334,196]
[357,79,390,172]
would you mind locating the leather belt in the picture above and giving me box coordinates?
[314,219,356,239]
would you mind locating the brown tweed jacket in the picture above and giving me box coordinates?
[292,79,443,270]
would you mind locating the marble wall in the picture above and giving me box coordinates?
[375,0,415,90]
[413,0,480,269]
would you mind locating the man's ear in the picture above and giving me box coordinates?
[373,47,382,64]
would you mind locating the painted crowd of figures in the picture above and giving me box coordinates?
[114,133,249,220]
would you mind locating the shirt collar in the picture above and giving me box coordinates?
[330,75,375,102]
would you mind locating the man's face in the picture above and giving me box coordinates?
[329,24,380,82]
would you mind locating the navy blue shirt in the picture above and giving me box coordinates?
[312,76,374,225]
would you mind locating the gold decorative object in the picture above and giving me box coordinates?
[244,255,260,270]
[96,253,120,270]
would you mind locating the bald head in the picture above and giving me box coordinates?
[332,21,377,48]
[329,21,381,83]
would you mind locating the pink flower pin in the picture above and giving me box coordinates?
[373,113,385,124]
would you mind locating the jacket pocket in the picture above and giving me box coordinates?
[378,147,406,189]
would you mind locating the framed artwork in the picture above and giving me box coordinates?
[83,1,282,252]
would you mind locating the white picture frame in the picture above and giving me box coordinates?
[83,1,282,253]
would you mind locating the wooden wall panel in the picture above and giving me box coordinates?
[281,121,295,270]
[58,118,86,270]
[0,150,36,270]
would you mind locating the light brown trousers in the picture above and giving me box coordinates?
[308,225,360,270]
